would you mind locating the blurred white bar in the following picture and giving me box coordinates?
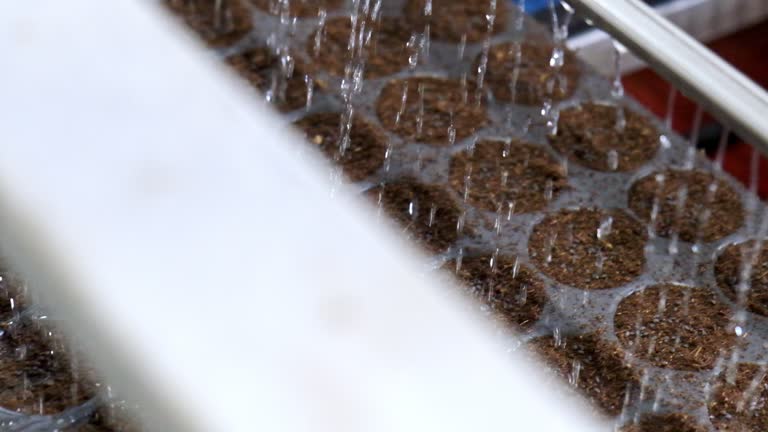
[0,1,605,431]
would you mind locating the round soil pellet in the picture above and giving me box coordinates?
[308,17,412,79]
[250,0,344,18]
[716,240,768,317]
[480,41,580,106]
[293,112,387,182]
[528,208,647,290]
[0,321,96,415]
[615,284,735,371]
[529,333,646,416]
[448,139,567,214]
[226,47,314,112]
[165,0,253,47]
[403,0,509,43]
[549,103,659,172]
[629,170,744,243]
[443,253,547,330]
[708,363,768,431]
[367,179,466,253]
[376,77,488,145]
[620,414,705,432]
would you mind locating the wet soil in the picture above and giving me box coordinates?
[443,252,547,330]
[308,16,412,79]
[480,41,580,106]
[367,179,466,253]
[448,139,567,214]
[226,47,316,112]
[620,413,705,432]
[529,333,646,416]
[403,0,510,43]
[293,112,388,182]
[628,169,744,243]
[376,77,488,145]
[250,0,344,18]
[528,208,647,290]
[0,320,96,415]
[708,363,768,431]
[165,0,253,47]
[549,103,659,172]
[715,240,768,317]
[614,284,735,371]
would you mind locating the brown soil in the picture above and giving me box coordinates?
[620,414,705,432]
[442,253,547,330]
[529,333,645,416]
[308,17,412,79]
[716,241,768,317]
[250,0,344,18]
[0,321,95,415]
[528,208,647,290]
[367,179,466,253]
[226,47,315,112]
[293,112,387,182]
[165,0,253,47]
[0,278,25,324]
[708,363,768,431]
[629,170,744,243]
[480,41,580,106]
[615,284,735,371]
[403,0,509,43]
[549,103,659,172]
[376,77,488,145]
[448,139,567,214]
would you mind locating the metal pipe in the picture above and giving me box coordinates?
[569,0,768,154]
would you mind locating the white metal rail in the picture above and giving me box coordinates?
[570,0,768,154]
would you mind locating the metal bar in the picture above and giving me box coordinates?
[569,0,768,154]
[0,1,606,431]
[569,0,768,75]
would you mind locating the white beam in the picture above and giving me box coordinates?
[0,1,604,431]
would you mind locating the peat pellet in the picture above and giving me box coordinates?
[480,41,580,106]
[448,139,567,214]
[708,363,768,431]
[548,103,659,172]
[308,16,412,79]
[0,321,96,415]
[403,0,509,43]
[376,77,488,145]
[443,253,547,330]
[620,414,705,432]
[629,169,744,243]
[615,284,735,371]
[293,112,387,182]
[367,179,466,253]
[226,47,314,112]
[165,0,253,47]
[250,0,344,18]
[528,208,647,290]
[715,240,768,317]
[529,333,646,416]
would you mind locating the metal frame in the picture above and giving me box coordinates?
[570,0,768,154]
[569,0,768,75]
